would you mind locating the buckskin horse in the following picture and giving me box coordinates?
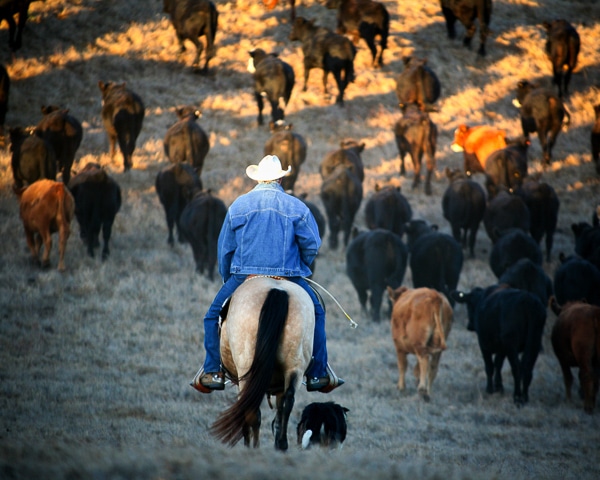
[211,276,315,450]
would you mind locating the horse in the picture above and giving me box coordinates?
[211,276,315,450]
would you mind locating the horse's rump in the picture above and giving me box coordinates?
[212,277,314,447]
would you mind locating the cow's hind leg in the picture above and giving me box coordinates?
[481,349,495,394]
[428,351,442,396]
[358,24,378,67]
[462,21,477,50]
[557,357,574,401]
[24,228,40,265]
[493,352,505,394]
[410,153,422,191]
[415,353,431,401]
[40,230,53,270]
[101,221,113,261]
[441,6,457,39]
[506,350,524,406]
[395,351,407,391]
[255,92,265,126]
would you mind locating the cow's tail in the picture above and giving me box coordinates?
[380,6,390,51]
[433,297,447,351]
[207,3,219,58]
[344,43,356,84]
[389,237,407,287]
[54,182,74,225]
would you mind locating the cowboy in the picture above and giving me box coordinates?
[191,155,344,394]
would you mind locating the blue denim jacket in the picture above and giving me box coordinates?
[218,182,321,281]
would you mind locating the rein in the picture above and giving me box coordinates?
[245,275,358,328]
[305,278,358,329]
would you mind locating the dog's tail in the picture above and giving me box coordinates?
[301,430,313,450]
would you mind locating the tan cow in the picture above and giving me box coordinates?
[387,286,453,401]
[451,124,507,175]
[17,179,75,271]
[550,298,600,414]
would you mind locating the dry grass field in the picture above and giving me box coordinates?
[1,0,600,478]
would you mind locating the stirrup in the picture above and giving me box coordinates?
[319,363,345,394]
[190,366,213,394]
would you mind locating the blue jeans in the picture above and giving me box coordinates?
[202,275,328,378]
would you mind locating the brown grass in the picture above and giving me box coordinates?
[1,0,600,479]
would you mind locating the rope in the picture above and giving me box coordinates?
[305,277,358,329]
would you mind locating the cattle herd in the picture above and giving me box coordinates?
[1,0,600,476]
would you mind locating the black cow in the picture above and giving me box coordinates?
[324,0,390,68]
[571,220,600,270]
[592,104,600,175]
[498,257,553,307]
[440,0,492,56]
[365,184,412,238]
[10,127,56,189]
[515,176,559,262]
[163,105,210,176]
[34,106,83,186]
[483,190,530,244]
[0,64,9,148]
[68,163,122,260]
[163,0,218,73]
[393,103,438,195]
[553,254,600,307]
[346,228,408,322]
[320,164,363,250]
[484,137,529,198]
[405,219,463,306]
[441,168,486,258]
[489,228,542,278]
[247,48,295,126]
[452,286,547,406]
[395,56,441,112]
[179,190,227,281]
[0,0,37,52]
[289,16,356,106]
[513,80,570,165]
[155,163,203,246]
[293,192,326,275]
[264,121,307,192]
[98,81,145,172]
[320,138,365,182]
[543,19,580,98]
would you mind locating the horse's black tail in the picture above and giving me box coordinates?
[211,288,289,446]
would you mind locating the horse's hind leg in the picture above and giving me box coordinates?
[273,379,296,451]
[243,408,261,448]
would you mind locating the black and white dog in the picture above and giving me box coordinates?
[297,402,349,449]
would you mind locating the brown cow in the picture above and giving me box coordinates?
[17,179,75,271]
[387,286,453,401]
[451,124,507,174]
[550,298,600,414]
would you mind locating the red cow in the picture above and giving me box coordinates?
[550,298,600,414]
[451,124,507,174]
[17,179,75,271]
[387,286,453,401]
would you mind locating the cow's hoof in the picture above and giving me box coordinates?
[418,389,430,402]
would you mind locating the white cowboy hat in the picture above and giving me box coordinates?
[246,155,291,181]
